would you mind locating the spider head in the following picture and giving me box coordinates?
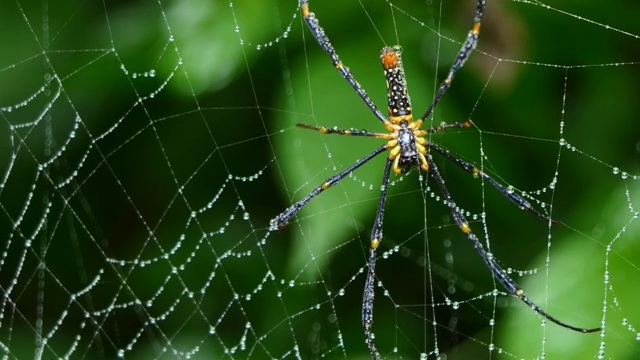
[395,120,420,172]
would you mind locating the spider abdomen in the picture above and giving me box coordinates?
[381,46,412,119]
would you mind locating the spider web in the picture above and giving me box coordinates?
[1,0,639,358]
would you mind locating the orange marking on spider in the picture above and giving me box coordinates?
[473,22,481,35]
[381,49,399,69]
[389,114,414,124]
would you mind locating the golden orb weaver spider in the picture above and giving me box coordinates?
[271,0,600,357]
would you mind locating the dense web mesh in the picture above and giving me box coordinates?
[1,0,639,358]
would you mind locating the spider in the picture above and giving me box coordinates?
[271,0,600,357]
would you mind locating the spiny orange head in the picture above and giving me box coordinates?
[381,47,398,70]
